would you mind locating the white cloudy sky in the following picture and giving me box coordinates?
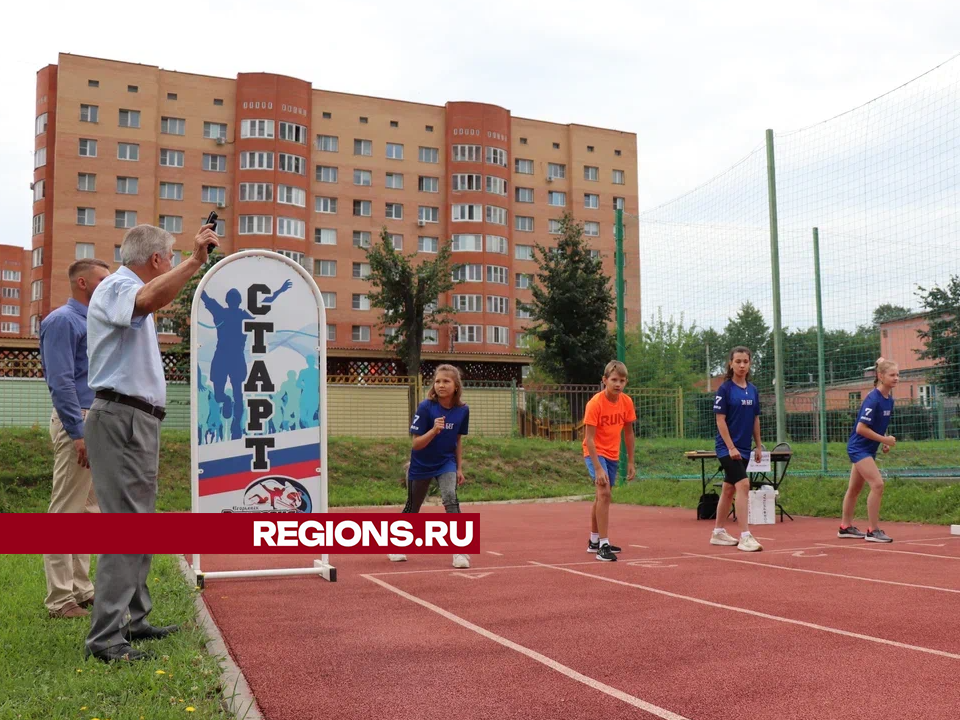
[2,0,958,251]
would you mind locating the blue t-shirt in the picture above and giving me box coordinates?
[408,399,470,480]
[713,380,761,457]
[847,388,894,457]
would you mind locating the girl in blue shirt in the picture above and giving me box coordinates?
[710,346,764,552]
[388,364,471,568]
[839,358,898,543]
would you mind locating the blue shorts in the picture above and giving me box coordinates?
[585,456,619,485]
[848,450,876,464]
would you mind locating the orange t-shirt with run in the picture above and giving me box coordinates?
[581,391,636,460]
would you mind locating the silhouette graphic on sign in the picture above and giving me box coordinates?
[201,281,291,439]
[278,370,300,431]
[297,354,320,428]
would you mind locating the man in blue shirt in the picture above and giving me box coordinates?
[84,222,218,663]
[39,258,109,619]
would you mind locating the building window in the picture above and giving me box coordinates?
[32,180,45,202]
[385,203,403,220]
[316,228,337,245]
[452,234,482,252]
[548,219,562,235]
[77,173,96,192]
[1,322,21,334]
[240,151,273,170]
[114,246,122,262]
[32,248,43,268]
[277,185,306,207]
[485,147,507,167]
[453,294,483,312]
[453,145,482,162]
[279,153,306,175]
[452,264,482,282]
[354,169,372,186]
[31,280,43,301]
[118,109,141,128]
[317,165,338,183]
[159,149,187,169]
[516,304,532,319]
[584,166,599,182]
[615,149,622,157]
[317,135,339,152]
[202,186,226,205]
[2,288,20,300]
[116,177,138,195]
[315,260,337,277]
[119,143,141,162]
[77,208,96,226]
[79,139,97,157]
[317,197,338,214]
[326,325,336,342]
[389,234,403,250]
[515,187,534,203]
[418,237,438,254]
[204,122,228,140]
[127,85,138,93]
[418,206,439,224]
[919,385,937,406]
[348,199,369,217]
[486,235,508,254]
[203,217,226,236]
[552,142,560,150]
[88,79,99,88]
[584,222,600,236]
[34,147,47,168]
[321,292,336,309]
[515,158,533,174]
[353,231,372,249]
[1,272,21,284]
[486,206,507,225]
[241,119,275,139]
[161,117,186,135]
[352,294,371,311]
[612,169,625,185]
[386,172,404,189]
[486,296,509,315]
[214,98,224,106]
[204,154,227,172]
[423,328,438,344]
[354,139,372,156]
[239,183,273,202]
[486,266,508,285]
[277,218,306,239]
[359,116,368,124]
[515,244,534,260]
[614,196,625,210]
[486,176,507,196]
[419,146,439,163]
[75,243,95,260]
[547,191,566,207]
[386,143,404,160]
[80,104,99,123]
[516,273,531,289]
[167,92,177,101]
[352,262,371,279]
[277,250,305,267]
[35,113,48,136]
[452,204,483,222]
[279,122,307,144]
[515,216,534,233]
[238,215,272,235]
[158,215,182,233]
[452,173,482,192]
[32,214,44,235]
[418,176,439,193]
[2,305,18,317]
[453,325,482,343]
[584,193,600,209]
[352,325,371,342]
[389,120,399,128]
[547,163,566,180]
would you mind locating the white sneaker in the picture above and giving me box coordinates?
[737,534,763,552]
[710,529,738,546]
[452,554,470,569]
[387,554,407,562]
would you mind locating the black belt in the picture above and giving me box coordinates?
[96,390,166,421]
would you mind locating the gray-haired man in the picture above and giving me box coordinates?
[84,222,218,663]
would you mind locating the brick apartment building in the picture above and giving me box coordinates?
[0,244,29,337]
[25,53,639,376]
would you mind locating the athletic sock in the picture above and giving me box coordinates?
[741,531,752,538]
[713,527,725,535]
[590,533,600,543]
[599,537,609,547]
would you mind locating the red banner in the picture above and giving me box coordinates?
[0,513,480,554]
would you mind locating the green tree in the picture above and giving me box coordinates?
[721,302,772,386]
[527,213,616,385]
[365,226,459,383]
[625,310,701,391]
[169,252,224,376]
[916,275,960,396]
[684,326,724,381]
[873,303,912,327]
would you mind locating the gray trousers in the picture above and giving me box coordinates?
[402,471,461,514]
[83,398,161,654]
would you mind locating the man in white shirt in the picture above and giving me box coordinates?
[84,222,218,663]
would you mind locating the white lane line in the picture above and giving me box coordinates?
[362,574,692,720]
[529,562,960,661]
[630,545,650,549]
[684,553,960,595]
[817,543,960,561]
[486,551,504,556]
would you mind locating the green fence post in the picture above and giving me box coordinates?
[766,129,787,443]
[615,208,627,484]
[813,227,828,474]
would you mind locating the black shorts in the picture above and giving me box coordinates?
[719,455,750,484]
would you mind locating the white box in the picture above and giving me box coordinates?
[747,486,777,525]
[951,525,960,536]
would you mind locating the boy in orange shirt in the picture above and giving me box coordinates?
[582,361,636,562]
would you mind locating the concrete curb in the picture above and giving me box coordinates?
[350,495,594,510]
[177,556,264,720]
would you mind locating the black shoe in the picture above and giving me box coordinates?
[588,541,622,554]
[85,643,154,663]
[596,544,618,562]
[128,624,180,641]
[838,526,866,539]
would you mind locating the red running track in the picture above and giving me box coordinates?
[194,504,960,720]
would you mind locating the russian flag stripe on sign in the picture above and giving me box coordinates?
[198,459,320,497]
[198,442,321,497]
